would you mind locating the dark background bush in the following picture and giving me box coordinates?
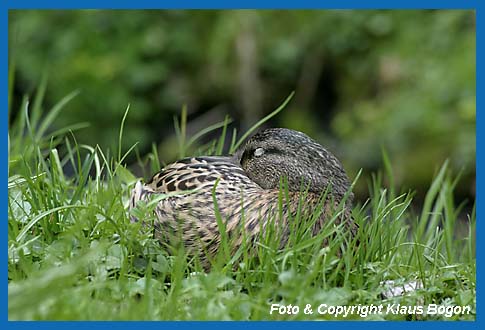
[8,9,475,203]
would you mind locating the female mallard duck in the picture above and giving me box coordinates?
[130,128,355,267]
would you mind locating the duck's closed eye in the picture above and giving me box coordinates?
[254,147,265,157]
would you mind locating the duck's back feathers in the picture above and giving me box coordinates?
[130,156,281,261]
[145,156,260,195]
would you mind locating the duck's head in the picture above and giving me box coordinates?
[234,128,352,202]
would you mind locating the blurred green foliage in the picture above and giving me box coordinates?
[8,10,475,199]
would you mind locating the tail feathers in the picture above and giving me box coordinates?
[129,180,148,223]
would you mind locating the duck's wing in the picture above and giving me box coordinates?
[147,156,256,194]
[129,156,270,261]
[129,156,262,222]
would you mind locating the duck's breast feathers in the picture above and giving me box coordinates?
[145,156,260,194]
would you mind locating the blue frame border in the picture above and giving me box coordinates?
[3,1,480,329]
[0,1,480,10]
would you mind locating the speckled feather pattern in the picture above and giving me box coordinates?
[129,128,355,268]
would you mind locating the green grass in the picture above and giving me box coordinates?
[8,87,475,320]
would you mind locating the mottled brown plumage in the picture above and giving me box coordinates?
[130,128,355,268]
